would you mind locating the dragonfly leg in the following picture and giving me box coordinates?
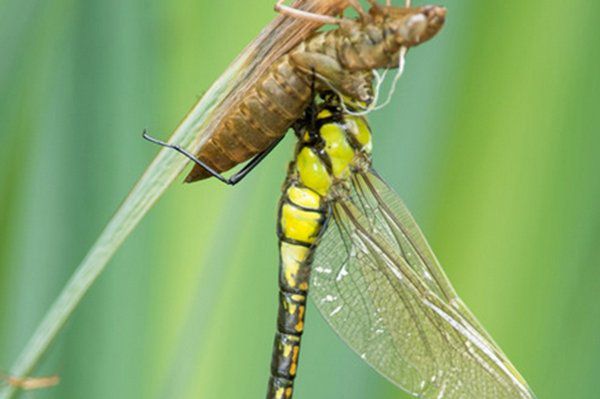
[224,134,286,185]
[142,130,284,186]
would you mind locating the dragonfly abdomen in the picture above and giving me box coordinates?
[269,183,327,399]
[268,102,372,399]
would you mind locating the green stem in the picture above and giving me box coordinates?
[0,46,239,399]
[0,1,344,396]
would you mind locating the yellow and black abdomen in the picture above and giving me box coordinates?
[267,104,372,399]
[268,183,326,399]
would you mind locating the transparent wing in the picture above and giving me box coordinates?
[310,170,535,399]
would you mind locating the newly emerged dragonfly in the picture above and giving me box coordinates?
[269,94,537,399]
[143,1,535,398]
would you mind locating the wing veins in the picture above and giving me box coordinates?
[329,206,377,331]
[360,173,457,301]
[339,196,528,397]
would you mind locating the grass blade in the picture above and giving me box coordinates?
[0,1,347,397]
[0,54,231,399]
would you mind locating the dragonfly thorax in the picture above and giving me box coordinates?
[292,105,373,199]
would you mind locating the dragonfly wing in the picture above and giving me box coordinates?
[357,170,499,346]
[310,171,535,399]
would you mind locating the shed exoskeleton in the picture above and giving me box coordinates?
[185,1,446,182]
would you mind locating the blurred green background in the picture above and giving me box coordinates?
[1,0,598,398]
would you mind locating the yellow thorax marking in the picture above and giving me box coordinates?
[317,109,333,119]
[296,147,332,196]
[320,122,356,178]
[345,115,372,152]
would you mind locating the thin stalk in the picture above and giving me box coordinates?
[0,45,234,399]
[0,1,346,398]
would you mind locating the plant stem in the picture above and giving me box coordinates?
[0,63,233,399]
[0,1,345,397]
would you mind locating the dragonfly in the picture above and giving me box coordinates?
[267,93,537,399]
[146,91,536,399]
[143,2,535,398]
